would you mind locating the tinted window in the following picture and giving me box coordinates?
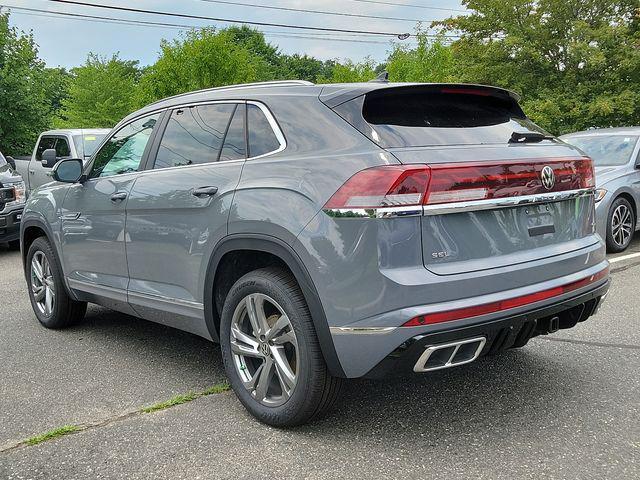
[334,86,546,148]
[90,114,159,179]
[155,104,235,169]
[73,133,107,158]
[55,138,71,158]
[247,104,281,157]
[220,104,246,162]
[563,135,639,167]
[36,137,56,160]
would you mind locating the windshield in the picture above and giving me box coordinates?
[563,135,638,166]
[73,133,107,158]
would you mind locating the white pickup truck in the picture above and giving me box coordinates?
[14,129,109,194]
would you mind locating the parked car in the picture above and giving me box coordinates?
[0,150,26,248]
[13,129,109,194]
[21,80,609,426]
[561,127,640,252]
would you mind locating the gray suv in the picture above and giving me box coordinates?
[21,81,610,426]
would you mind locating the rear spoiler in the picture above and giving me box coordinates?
[318,83,521,109]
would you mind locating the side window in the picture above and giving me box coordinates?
[219,104,246,162]
[154,104,235,169]
[247,104,281,158]
[55,138,71,158]
[35,136,56,161]
[89,113,159,179]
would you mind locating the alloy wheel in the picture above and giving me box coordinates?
[31,251,55,316]
[230,293,299,407]
[611,203,633,248]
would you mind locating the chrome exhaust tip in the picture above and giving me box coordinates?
[413,337,486,373]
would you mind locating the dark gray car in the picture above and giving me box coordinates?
[21,81,610,426]
[561,127,640,252]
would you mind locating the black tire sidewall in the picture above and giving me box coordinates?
[220,269,322,426]
[606,197,635,253]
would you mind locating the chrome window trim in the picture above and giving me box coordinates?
[246,101,287,160]
[323,188,594,219]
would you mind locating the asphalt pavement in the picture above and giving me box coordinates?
[1,239,639,479]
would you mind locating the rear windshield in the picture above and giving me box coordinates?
[73,133,107,158]
[562,135,638,166]
[333,86,547,148]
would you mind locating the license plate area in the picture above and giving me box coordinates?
[526,203,555,237]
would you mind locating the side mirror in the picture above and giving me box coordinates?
[41,149,58,168]
[52,158,84,183]
[5,156,16,169]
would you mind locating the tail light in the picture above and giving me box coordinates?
[324,157,594,210]
[402,266,609,327]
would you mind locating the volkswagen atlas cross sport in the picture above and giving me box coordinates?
[21,80,609,426]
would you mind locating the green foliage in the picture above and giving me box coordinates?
[140,382,230,413]
[0,12,50,155]
[135,28,270,106]
[25,425,80,446]
[387,31,458,83]
[279,54,336,83]
[437,0,640,134]
[319,58,377,83]
[56,54,139,129]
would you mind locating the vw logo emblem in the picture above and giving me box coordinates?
[260,342,270,356]
[541,166,555,190]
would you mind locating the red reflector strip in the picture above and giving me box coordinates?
[403,267,609,327]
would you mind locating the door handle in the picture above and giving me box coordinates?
[110,192,128,203]
[192,186,218,197]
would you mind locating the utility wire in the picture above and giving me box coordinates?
[46,0,413,38]
[346,0,467,13]
[3,6,432,44]
[193,0,436,23]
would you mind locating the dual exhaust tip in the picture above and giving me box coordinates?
[414,337,486,373]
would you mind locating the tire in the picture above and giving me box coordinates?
[26,237,87,329]
[606,197,635,253]
[220,267,343,427]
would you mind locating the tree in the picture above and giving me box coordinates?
[57,54,139,128]
[0,11,49,154]
[136,28,271,105]
[319,58,377,83]
[437,0,640,134]
[387,31,457,83]
[279,54,336,83]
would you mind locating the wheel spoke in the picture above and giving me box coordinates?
[272,347,296,395]
[266,314,290,342]
[245,294,269,335]
[271,330,296,346]
[44,287,53,315]
[31,258,44,282]
[253,357,274,401]
[33,285,45,302]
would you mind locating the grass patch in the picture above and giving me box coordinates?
[140,381,230,414]
[25,425,81,446]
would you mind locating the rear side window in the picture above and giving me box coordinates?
[35,136,56,160]
[220,104,246,162]
[247,104,281,158]
[73,134,107,158]
[333,86,547,148]
[154,104,235,169]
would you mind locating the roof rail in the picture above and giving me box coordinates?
[146,80,315,107]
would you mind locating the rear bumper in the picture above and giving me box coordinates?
[0,207,23,243]
[365,280,608,378]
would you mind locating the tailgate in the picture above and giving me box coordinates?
[397,148,597,275]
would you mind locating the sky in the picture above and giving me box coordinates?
[3,0,468,68]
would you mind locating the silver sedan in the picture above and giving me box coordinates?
[561,127,640,252]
